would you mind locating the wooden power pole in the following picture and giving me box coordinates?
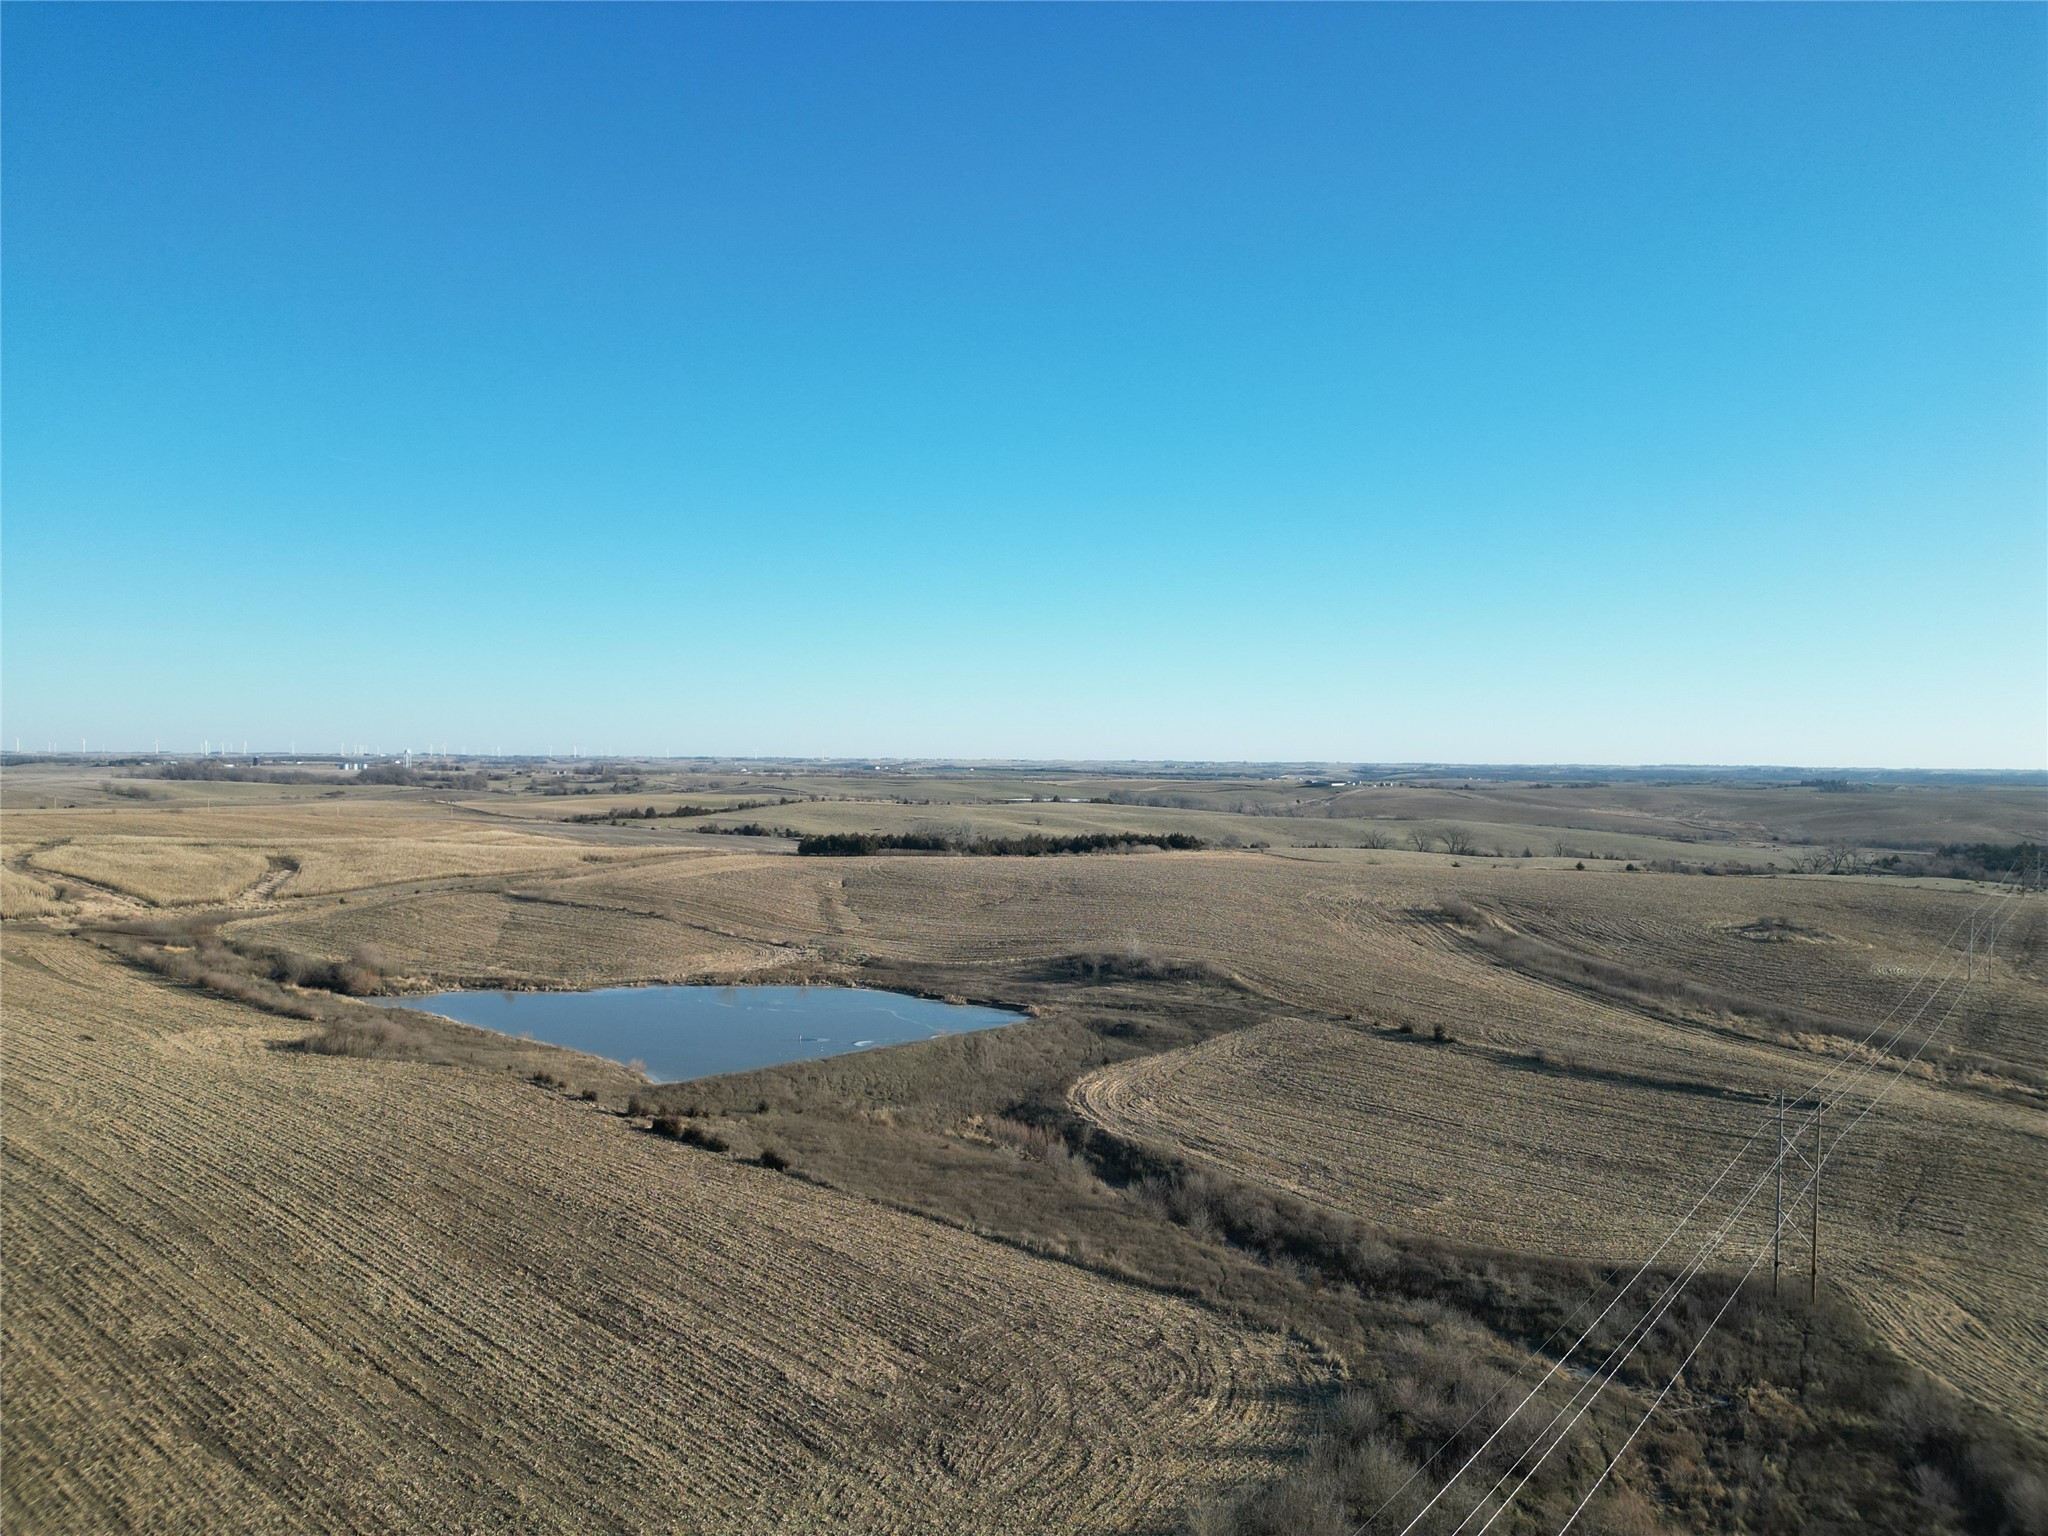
[1809,1097,1823,1305]
[1773,1088,1785,1297]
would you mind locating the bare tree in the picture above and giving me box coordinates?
[1357,826,1393,850]
[1439,825,1479,857]
[1408,828,1438,854]
[1823,839,1866,874]
[1789,840,1866,875]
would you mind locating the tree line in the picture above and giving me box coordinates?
[795,830,1206,857]
[566,798,792,824]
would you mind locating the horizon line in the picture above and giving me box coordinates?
[5,750,2044,780]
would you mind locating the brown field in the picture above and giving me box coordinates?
[23,837,279,905]
[1073,1014,2048,1432]
[250,842,2043,1074]
[0,866,70,922]
[220,830,2048,1433]
[8,804,666,914]
[5,759,2043,1532]
[2,928,1330,1534]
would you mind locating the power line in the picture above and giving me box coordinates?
[1436,914,2001,1535]
[1527,889,2025,1535]
[1463,1128,1800,1535]
[1369,874,2023,1536]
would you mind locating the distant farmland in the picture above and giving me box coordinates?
[4,759,2043,1533]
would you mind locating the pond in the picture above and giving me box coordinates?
[388,984,1022,1083]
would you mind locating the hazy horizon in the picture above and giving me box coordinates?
[10,745,2043,781]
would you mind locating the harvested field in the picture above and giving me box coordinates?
[1473,873,2048,1080]
[6,806,663,913]
[0,868,70,922]
[1073,1014,2048,1435]
[229,842,2047,1118]
[442,850,2045,1067]
[279,834,656,897]
[232,856,790,988]
[11,822,662,909]
[7,767,2042,1531]
[25,838,276,905]
[1310,779,2047,849]
[1,931,1332,1534]
[218,826,2048,1439]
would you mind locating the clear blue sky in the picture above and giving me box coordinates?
[5,4,2043,766]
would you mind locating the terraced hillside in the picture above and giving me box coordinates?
[1,932,1332,1534]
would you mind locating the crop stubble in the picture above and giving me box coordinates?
[1,933,1330,1534]
[10,785,2043,1525]
[1072,1018,2047,1433]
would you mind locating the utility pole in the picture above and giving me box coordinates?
[1774,1088,1785,1297]
[1810,1097,1823,1305]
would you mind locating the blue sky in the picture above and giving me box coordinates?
[5,4,2042,765]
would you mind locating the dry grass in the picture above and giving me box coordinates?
[2,794,676,912]
[25,838,274,905]
[0,867,71,921]
[481,849,2043,1072]
[232,870,785,989]
[1,930,1330,1533]
[281,833,655,896]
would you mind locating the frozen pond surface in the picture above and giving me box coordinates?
[389,984,1021,1083]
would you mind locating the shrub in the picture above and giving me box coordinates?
[301,1015,421,1058]
[983,1117,1090,1182]
[155,761,327,784]
[1050,949,1235,986]
[758,1147,790,1171]
[679,1122,729,1152]
[263,942,385,996]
